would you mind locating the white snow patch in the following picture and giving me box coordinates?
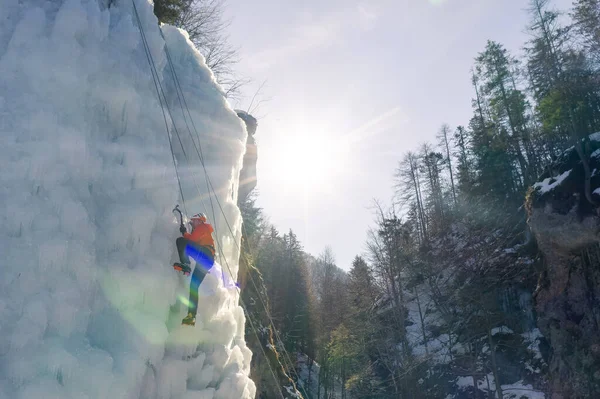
[285,385,302,398]
[403,285,471,365]
[491,326,515,336]
[465,374,545,399]
[456,376,475,388]
[533,170,571,194]
[522,328,544,361]
[502,380,545,399]
[589,132,600,141]
[297,353,320,398]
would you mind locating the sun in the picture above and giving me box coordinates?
[264,130,347,194]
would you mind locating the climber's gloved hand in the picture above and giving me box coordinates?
[180,226,187,234]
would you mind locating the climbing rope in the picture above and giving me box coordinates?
[130,0,189,217]
[130,2,287,397]
[158,27,304,389]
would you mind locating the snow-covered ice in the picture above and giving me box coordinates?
[0,0,255,397]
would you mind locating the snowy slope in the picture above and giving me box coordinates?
[0,0,255,397]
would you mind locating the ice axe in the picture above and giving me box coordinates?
[173,205,185,235]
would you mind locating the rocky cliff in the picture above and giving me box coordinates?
[236,111,258,204]
[527,134,600,398]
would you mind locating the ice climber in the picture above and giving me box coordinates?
[174,212,216,326]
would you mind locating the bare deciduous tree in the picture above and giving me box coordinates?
[174,0,249,98]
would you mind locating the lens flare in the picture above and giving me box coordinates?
[178,294,192,308]
[99,269,173,345]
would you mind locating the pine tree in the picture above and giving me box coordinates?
[526,0,600,205]
[438,124,458,206]
[153,0,190,24]
[453,125,473,195]
[468,94,518,201]
[240,2,600,397]
[396,153,428,243]
[572,0,600,64]
[476,41,533,187]
[420,143,446,229]
[238,196,304,398]
[280,231,313,354]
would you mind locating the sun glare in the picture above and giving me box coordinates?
[268,131,347,193]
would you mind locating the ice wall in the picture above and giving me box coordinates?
[0,0,255,397]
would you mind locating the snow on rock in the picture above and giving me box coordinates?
[522,328,544,361]
[455,376,474,388]
[528,133,600,398]
[532,169,571,194]
[0,0,254,398]
[458,374,545,399]
[491,325,515,336]
[589,132,600,142]
[502,381,545,399]
[284,385,302,398]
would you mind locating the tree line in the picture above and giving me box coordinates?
[240,0,600,398]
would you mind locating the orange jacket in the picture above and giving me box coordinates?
[184,223,215,249]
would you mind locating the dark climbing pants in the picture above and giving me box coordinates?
[176,237,215,316]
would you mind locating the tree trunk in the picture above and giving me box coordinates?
[473,72,487,127]
[341,353,345,399]
[424,151,443,222]
[534,0,562,81]
[388,266,407,353]
[414,286,429,357]
[472,374,478,399]
[574,134,597,206]
[495,63,528,187]
[410,156,428,241]
[487,328,503,399]
[442,126,458,205]
[457,126,472,185]
[308,359,313,391]
[317,358,322,398]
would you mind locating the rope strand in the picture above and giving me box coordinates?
[131,0,187,216]
[158,27,303,389]
[131,2,290,397]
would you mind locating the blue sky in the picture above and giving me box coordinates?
[225,0,573,270]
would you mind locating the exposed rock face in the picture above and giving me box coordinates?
[236,110,258,204]
[236,110,257,293]
[527,134,600,398]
